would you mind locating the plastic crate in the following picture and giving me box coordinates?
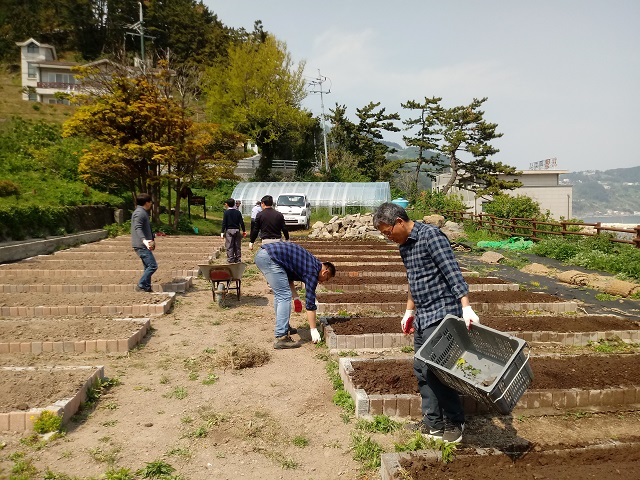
[415,315,533,415]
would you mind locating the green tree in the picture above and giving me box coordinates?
[63,62,239,225]
[203,33,312,179]
[401,96,442,198]
[327,102,400,181]
[435,97,520,196]
[145,0,232,68]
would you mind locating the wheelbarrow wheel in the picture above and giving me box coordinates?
[216,282,226,306]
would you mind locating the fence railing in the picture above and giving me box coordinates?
[443,211,640,248]
[271,160,298,170]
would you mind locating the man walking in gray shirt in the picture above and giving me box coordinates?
[131,193,157,292]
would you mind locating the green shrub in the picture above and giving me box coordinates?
[412,190,467,218]
[483,193,548,220]
[33,410,62,433]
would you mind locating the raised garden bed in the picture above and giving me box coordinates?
[0,365,104,432]
[316,291,578,314]
[0,291,175,317]
[380,442,640,480]
[0,316,151,354]
[340,355,640,418]
[321,314,640,351]
[0,277,193,293]
[322,276,518,293]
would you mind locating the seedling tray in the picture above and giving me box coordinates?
[415,315,533,414]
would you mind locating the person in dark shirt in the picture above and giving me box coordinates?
[373,202,479,444]
[221,197,246,263]
[131,192,157,292]
[254,241,336,349]
[249,195,289,249]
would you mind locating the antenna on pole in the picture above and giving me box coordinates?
[309,69,331,172]
[125,2,155,72]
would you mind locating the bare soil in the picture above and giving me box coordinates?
[0,291,170,306]
[0,258,200,272]
[327,276,508,286]
[335,264,407,273]
[397,443,640,480]
[0,271,187,285]
[349,355,640,392]
[0,369,97,411]
[0,316,146,342]
[317,290,565,305]
[325,314,640,335]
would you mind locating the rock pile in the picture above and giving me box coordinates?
[308,213,465,241]
[308,214,384,240]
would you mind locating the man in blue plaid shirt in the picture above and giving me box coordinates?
[373,202,480,444]
[255,242,336,349]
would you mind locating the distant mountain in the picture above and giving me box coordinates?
[561,166,640,217]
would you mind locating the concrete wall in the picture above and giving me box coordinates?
[0,230,108,264]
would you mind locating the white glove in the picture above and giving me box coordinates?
[142,239,152,249]
[401,309,415,332]
[310,328,321,343]
[462,306,480,330]
[220,232,224,238]
[249,242,254,249]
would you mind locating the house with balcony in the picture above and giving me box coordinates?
[15,38,111,104]
[433,169,573,220]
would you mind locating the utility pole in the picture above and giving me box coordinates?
[125,2,155,72]
[309,70,330,172]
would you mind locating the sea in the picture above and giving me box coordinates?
[581,215,640,226]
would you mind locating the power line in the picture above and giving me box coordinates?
[309,69,331,172]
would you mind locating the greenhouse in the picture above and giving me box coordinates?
[230,182,391,215]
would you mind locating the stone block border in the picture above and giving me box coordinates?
[318,299,577,314]
[339,357,640,419]
[0,230,108,264]
[0,277,193,294]
[324,281,519,293]
[321,320,640,353]
[0,292,175,317]
[0,318,151,354]
[379,443,640,480]
[320,321,413,352]
[0,365,104,432]
[473,301,579,313]
[514,328,640,346]
[317,301,406,314]
[334,270,480,279]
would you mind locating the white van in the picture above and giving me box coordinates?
[275,193,311,229]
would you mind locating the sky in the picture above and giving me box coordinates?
[202,0,640,173]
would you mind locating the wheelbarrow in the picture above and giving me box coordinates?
[198,262,247,306]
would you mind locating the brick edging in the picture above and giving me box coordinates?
[0,365,105,432]
[339,357,640,419]
[0,278,192,294]
[0,318,151,354]
[0,293,175,317]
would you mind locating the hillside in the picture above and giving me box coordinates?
[561,167,640,217]
[0,67,76,125]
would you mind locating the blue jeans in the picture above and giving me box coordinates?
[254,249,292,338]
[134,247,157,290]
[414,322,465,430]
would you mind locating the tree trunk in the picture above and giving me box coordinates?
[441,156,458,195]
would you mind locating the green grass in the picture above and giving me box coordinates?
[355,415,402,433]
[351,432,384,471]
[0,69,76,124]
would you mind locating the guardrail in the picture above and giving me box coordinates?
[443,211,640,248]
